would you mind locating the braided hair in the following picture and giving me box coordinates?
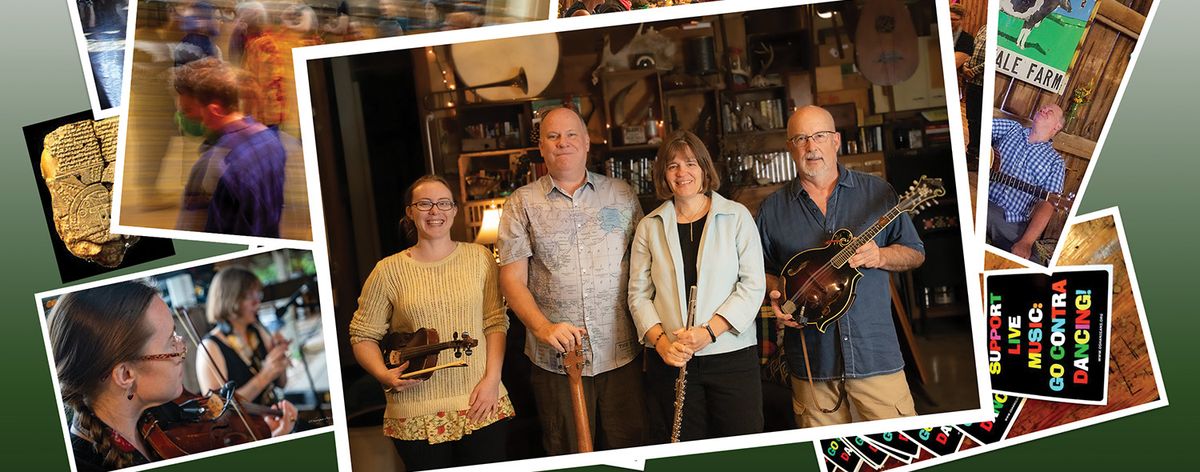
[49,282,159,469]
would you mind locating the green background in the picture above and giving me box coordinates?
[0,1,1193,470]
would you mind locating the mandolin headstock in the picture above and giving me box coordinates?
[897,175,946,215]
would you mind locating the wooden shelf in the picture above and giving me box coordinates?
[459,147,538,158]
[726,85,787,94]
[664,86,721,96]
[722,128,786,139]
[457,148,539,203]
[606,143,662,152]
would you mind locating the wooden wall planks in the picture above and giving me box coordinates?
[991,0,1151,240]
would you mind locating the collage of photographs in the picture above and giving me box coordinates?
[0,0,1189,471]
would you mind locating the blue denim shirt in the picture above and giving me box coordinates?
[756,165,924,380]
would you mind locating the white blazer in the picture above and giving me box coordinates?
[628,192,766,356]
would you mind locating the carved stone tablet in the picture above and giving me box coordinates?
[40,117,138,267]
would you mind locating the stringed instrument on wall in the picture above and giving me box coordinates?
[380,328,476,380]
[561,341,593,452]
[778,176,945,333]
[855,0,920,86]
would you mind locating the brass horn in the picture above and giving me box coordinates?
[462,67,529,95]
[424,68,530,110]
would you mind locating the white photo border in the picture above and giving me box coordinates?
[109,0,317,248]
[814,206,1170,472]
[975,1,1162,271]
[292,1,992,471]
[63,0,133,119]
[34,246,341,472]
[983,264,1114,406]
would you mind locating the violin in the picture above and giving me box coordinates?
[380,328,476,380]
[142,307,289,459]
[139,385,282,459]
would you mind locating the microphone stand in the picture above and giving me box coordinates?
[273,278,324,414]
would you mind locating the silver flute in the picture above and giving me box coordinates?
[670,285,699,443]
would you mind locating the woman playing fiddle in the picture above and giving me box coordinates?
[196,267,291,408]
[628,131,767,442]
[350,175,513,471]
[50,282,295,471]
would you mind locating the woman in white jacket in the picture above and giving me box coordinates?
[628,130,766,442]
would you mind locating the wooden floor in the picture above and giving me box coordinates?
[985,215,1160,438]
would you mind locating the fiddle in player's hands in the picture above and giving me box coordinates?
[378,360,423,393]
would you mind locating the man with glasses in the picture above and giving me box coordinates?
[497,107,646,453]
[757,105,925,427]
[987,104,1066,261]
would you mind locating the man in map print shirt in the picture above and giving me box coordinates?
[988,103,1067,261]
[498,107,646,454]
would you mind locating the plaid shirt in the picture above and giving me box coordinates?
[202,117,287,237]
[966,25,987,86]
[989,119,1065,223]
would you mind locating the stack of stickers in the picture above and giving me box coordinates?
[815,211,1165,471]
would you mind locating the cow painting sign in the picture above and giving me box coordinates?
[996,0,1101,94]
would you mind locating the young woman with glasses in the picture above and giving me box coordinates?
[349,174,513,470]
[50,281,295,471]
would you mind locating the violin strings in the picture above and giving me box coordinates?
[173,308,263,441]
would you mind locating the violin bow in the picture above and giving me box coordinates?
[399,360,469,379]
[173,307,266,441]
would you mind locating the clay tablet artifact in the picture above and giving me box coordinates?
[40,117,138,267]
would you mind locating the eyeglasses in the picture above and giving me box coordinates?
[787,131,836,147]
[410,199,457,212]
[138,333,187,362]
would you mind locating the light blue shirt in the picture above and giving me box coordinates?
[628,192,766,356]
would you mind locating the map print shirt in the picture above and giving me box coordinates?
[498,172,643,376]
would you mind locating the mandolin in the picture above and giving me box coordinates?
[561,340,593,452]
[380,328,476,381]
[778,176,945,333]
[855,0,920,86]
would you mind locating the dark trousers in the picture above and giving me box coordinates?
[965,82,984,160]
[645,345,764,443]
[391,418,510,471]
[529,354,647,455]
[986,201,1028,253]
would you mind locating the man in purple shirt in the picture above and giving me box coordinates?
[172,57,286,238]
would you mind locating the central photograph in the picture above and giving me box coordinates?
[298,1,986,470]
